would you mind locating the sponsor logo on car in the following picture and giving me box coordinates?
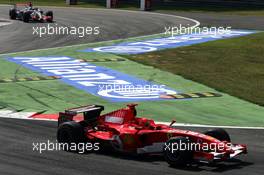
[105,116,124,124]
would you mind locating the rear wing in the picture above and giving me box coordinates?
[58,105,104,126]
[65,105,104,115]
[13,2,32,8]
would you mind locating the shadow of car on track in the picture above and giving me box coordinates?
[208,158,254,173]
[167,158,253,172]
[69,149,253,172]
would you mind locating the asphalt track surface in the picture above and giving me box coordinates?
[0,118,263,175]
[0,5,263,175]
[0,5,196,54]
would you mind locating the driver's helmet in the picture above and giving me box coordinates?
[26,2,33,10]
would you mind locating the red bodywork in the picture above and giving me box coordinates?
[58,104,247,163]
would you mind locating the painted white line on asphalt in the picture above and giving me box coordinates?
[0,110,36,119]
[0,6,200,56]
[0,110,57,121]
[0,22,11,26]
[0,19,12,27]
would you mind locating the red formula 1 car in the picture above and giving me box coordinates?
[57,104,247,166]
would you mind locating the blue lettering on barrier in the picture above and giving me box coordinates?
[7,57,177,102]
[79,30,256,54]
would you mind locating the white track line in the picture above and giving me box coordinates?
[0,22,11,27]
[0,5,200,56]
[0,19,12,27]
[0,110,36,120]
[0,110,56,121]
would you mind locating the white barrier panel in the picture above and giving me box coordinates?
[107,0,118,8]
[140,0,152,11]
[107,0,111,8]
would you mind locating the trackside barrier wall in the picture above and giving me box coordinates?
[66,0,78,5]
[107,0,119,8]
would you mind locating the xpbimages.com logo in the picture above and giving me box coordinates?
[32,24,100,37]
[164,140,232,153]
[32,140,100,154]
[97,84,176,99]
[165,24,232,37]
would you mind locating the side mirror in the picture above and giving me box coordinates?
[169,120,176,127]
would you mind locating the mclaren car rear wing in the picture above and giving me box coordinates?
[15,3,29,6]
[13,2,31,8]
[58,105,104,126]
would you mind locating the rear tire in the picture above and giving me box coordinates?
[57,121,86,152]
[204,128,231,142]
[164,137,193,167]
[9,9,17,20]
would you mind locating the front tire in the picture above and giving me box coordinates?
[204,128,231,142]
[45,11,53,22]
[164,137,193,167]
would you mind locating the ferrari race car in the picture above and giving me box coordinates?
[57,104,247,166]
[9,2,53,23]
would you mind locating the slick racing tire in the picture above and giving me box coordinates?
[164,137,193,167]
[45,11,53,22]
[22,11,31,23]
[204,128,231,142]
[57,121,86,152]
[9,9,17,20]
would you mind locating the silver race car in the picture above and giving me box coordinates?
[9,2,53,23]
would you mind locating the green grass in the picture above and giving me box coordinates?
[1,0,264,16]
[125,32,264,107]
[0,33,264,127]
